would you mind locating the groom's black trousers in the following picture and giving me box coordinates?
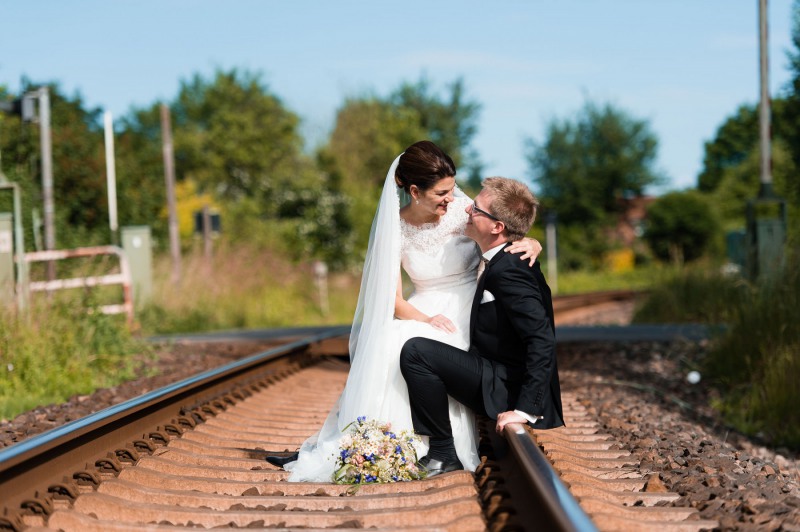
[400,337,487,451]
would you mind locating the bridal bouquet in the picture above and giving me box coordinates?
[333,416,426,484]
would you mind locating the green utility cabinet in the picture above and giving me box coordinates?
[746,194,787,281]
[121,226,153,306]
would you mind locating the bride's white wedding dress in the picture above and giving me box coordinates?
[285,193,481,482]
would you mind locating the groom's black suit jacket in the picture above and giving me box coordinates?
[470,242,564,429]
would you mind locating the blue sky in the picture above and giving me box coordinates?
[0,1,795,193]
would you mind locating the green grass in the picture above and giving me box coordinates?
[551,262,679,295]
[0,295,152,420]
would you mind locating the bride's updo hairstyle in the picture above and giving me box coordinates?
[395,140,456,192]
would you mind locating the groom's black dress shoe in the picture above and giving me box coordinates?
[420,455,463,478]
[265,452,299,468]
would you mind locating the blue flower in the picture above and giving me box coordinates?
[384,431,397,439]
[340,449,349,460]
[357,415,366,423]
[392,475,399,481]
[395,445,402,454]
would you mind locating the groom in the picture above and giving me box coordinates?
[400,177,563,477]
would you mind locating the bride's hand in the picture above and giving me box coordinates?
[426,314,456,333]
[505,237,542,267]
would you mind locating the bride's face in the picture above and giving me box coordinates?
[413,177,456,217]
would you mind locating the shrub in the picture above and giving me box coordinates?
[645,191,721,264]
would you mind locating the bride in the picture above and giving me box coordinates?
[283,141,540,481]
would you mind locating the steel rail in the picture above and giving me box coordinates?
[0,326,349,525]
[503,423,598,532]
[551,289,643,313]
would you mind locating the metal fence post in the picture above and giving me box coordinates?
[0,213,14,305]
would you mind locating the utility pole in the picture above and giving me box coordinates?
[160,103,181,285]
[746,0,787,280]
[758,0,772,194]
[0,87,53,291]
[36,88,56,280]
[104,111,119,245]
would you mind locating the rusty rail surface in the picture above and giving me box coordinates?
[0,323,716,531]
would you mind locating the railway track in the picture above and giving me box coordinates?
[1,301,718,531]
[552,289,643,326]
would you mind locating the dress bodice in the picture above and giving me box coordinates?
[400,196,480,292]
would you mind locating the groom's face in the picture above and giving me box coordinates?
[465,190,500,244]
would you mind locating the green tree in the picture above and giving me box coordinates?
[698,99,790,194]
[117,68,354,264]
[1,81,109,248]
[326,97,425,254]
[782,0,800,176]
[114,105,169,241]
[526,100,663,268]
[527,101,663,227]
[276,150,354,268]
[697,104,759,193]
[712,139,796,223]
[328,97,424,192]
[645,190,720,264]
[171,69,307,205]
[389,77,482,183]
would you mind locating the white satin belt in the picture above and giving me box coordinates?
[410,273,477,292]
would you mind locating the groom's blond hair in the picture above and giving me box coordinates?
[482,177,539,241]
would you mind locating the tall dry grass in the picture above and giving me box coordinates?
[138,242,360,334]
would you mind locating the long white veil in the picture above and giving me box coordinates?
[339,153,415,427]
[286,155,407,481]
[347,154,404,365]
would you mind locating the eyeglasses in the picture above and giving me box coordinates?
[471,201,501,222]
